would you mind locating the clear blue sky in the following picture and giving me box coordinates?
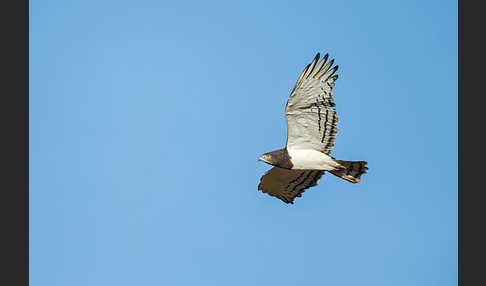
[30,0,457,285]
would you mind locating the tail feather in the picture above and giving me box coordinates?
[330,160,368,183]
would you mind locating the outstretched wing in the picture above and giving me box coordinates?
[285,53,339,154]
[258,167,324,204]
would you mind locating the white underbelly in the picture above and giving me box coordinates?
[288,149,342,170]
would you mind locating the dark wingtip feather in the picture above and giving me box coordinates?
[327,65,339,78]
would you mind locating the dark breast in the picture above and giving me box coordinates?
[270,149,293,169]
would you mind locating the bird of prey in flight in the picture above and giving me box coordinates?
[258,52,368,204]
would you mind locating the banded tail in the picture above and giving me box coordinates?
[330,160,368,183]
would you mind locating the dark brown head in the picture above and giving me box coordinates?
[258,149,293,169]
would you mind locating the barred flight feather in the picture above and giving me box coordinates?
[258,167,324,204]
[285,53,340,154]
[319,108,339,154]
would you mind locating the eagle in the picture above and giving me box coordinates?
[257,52,368,204]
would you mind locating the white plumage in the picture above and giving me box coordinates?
[287,149,342,170]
